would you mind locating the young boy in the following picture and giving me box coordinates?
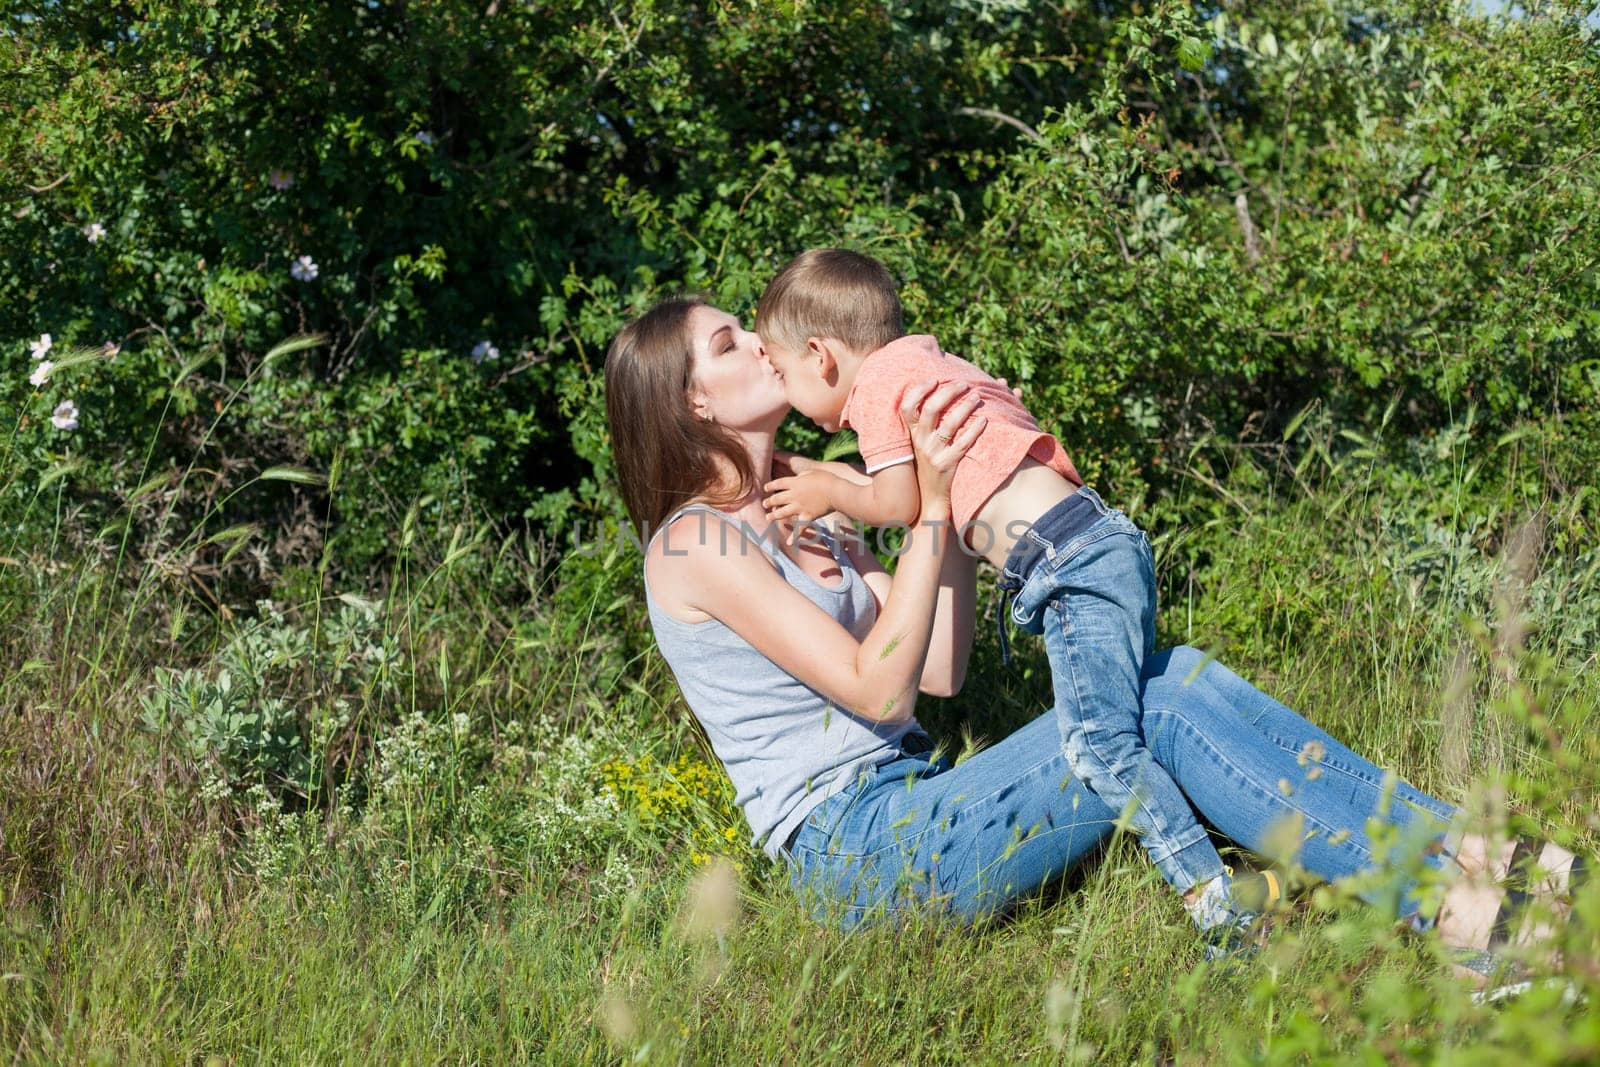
[757,249,1277,953]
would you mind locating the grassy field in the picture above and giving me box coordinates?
[3,414,1599,1064]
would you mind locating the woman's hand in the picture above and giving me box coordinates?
[900,381,984,517]
[993,376,1025,402]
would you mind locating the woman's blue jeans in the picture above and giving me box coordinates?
[785,645,1457,929]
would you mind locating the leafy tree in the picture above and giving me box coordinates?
[2,0,1595,578]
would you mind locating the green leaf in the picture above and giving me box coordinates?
[39,457,86,490]
[1176,36,1212,72]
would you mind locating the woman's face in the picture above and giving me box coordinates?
[687,305,788,431]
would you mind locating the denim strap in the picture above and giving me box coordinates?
[993,486,1108,667]
[995,586,1015,667]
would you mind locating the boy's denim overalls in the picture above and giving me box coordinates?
[998,486,1225,893]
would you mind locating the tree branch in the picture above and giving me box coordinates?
[1234,191,1261,266]
[27,173,70,194]
[954,107,1044,143]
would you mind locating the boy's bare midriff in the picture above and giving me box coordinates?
[965,458,1084,571]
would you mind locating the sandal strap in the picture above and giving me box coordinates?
[1452,948,1502,979]
[1534,840,1587,898]
[1489,837,1539,950]
[1452,946,1532,982]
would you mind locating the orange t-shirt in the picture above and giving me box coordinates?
[838,334,1082,530]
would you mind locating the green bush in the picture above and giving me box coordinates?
[1,0,1118,568]
[6,6,1600,1058]
[7,2,1592,575]
[928,1,1599,496]
[138,597,406,802]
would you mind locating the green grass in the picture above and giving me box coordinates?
[3,417,1599,1064]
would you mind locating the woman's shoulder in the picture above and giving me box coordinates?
[644,505,783,623]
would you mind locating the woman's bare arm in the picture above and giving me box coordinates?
[843,532,975,699]
[658,382,984,723]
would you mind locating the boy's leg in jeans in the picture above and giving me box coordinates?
[1043,523,1225,895]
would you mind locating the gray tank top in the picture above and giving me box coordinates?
[644,504,920,857]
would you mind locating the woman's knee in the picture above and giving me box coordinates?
[1141,646,1224,733]
[1158,644,1207,677]
[1144,645,1213,703]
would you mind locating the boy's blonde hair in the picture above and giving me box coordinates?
[756,248,904,357]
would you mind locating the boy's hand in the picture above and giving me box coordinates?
[775,449,871,487]
[763,470,837,523]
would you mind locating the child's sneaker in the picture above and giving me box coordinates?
[1186,868,1283,960]
[1202,914,1260,962]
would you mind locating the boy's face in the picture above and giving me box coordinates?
[761,336,851,432]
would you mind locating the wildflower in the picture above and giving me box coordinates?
[51,399,79,431]
[289,255,319,282]
[29,360,52,387]
[268,168,295,190]
[451,712,470,737]
[414,131,436,146]
[29,333,52,361]
[103,341,121,359]
[471,340,500,363]
[84,222,106,243]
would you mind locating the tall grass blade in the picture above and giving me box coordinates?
[258,466,327,486]
[262,334,327,366]
[39,456,86,490]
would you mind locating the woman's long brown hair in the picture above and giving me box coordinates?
[603,298,757,539]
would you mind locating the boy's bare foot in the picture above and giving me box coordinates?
[1437,833,1586,988]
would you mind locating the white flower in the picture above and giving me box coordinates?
[268,168,295,190]
[51,399,79,431]
[471,340,500,363]
[414,131,436,146]
[29,333,52,361]
[289,255,319,282]
[451,712,470,737]
[84,222,106,243]
[29,360,53,387]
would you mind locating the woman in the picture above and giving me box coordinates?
[604,297,1579,972]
